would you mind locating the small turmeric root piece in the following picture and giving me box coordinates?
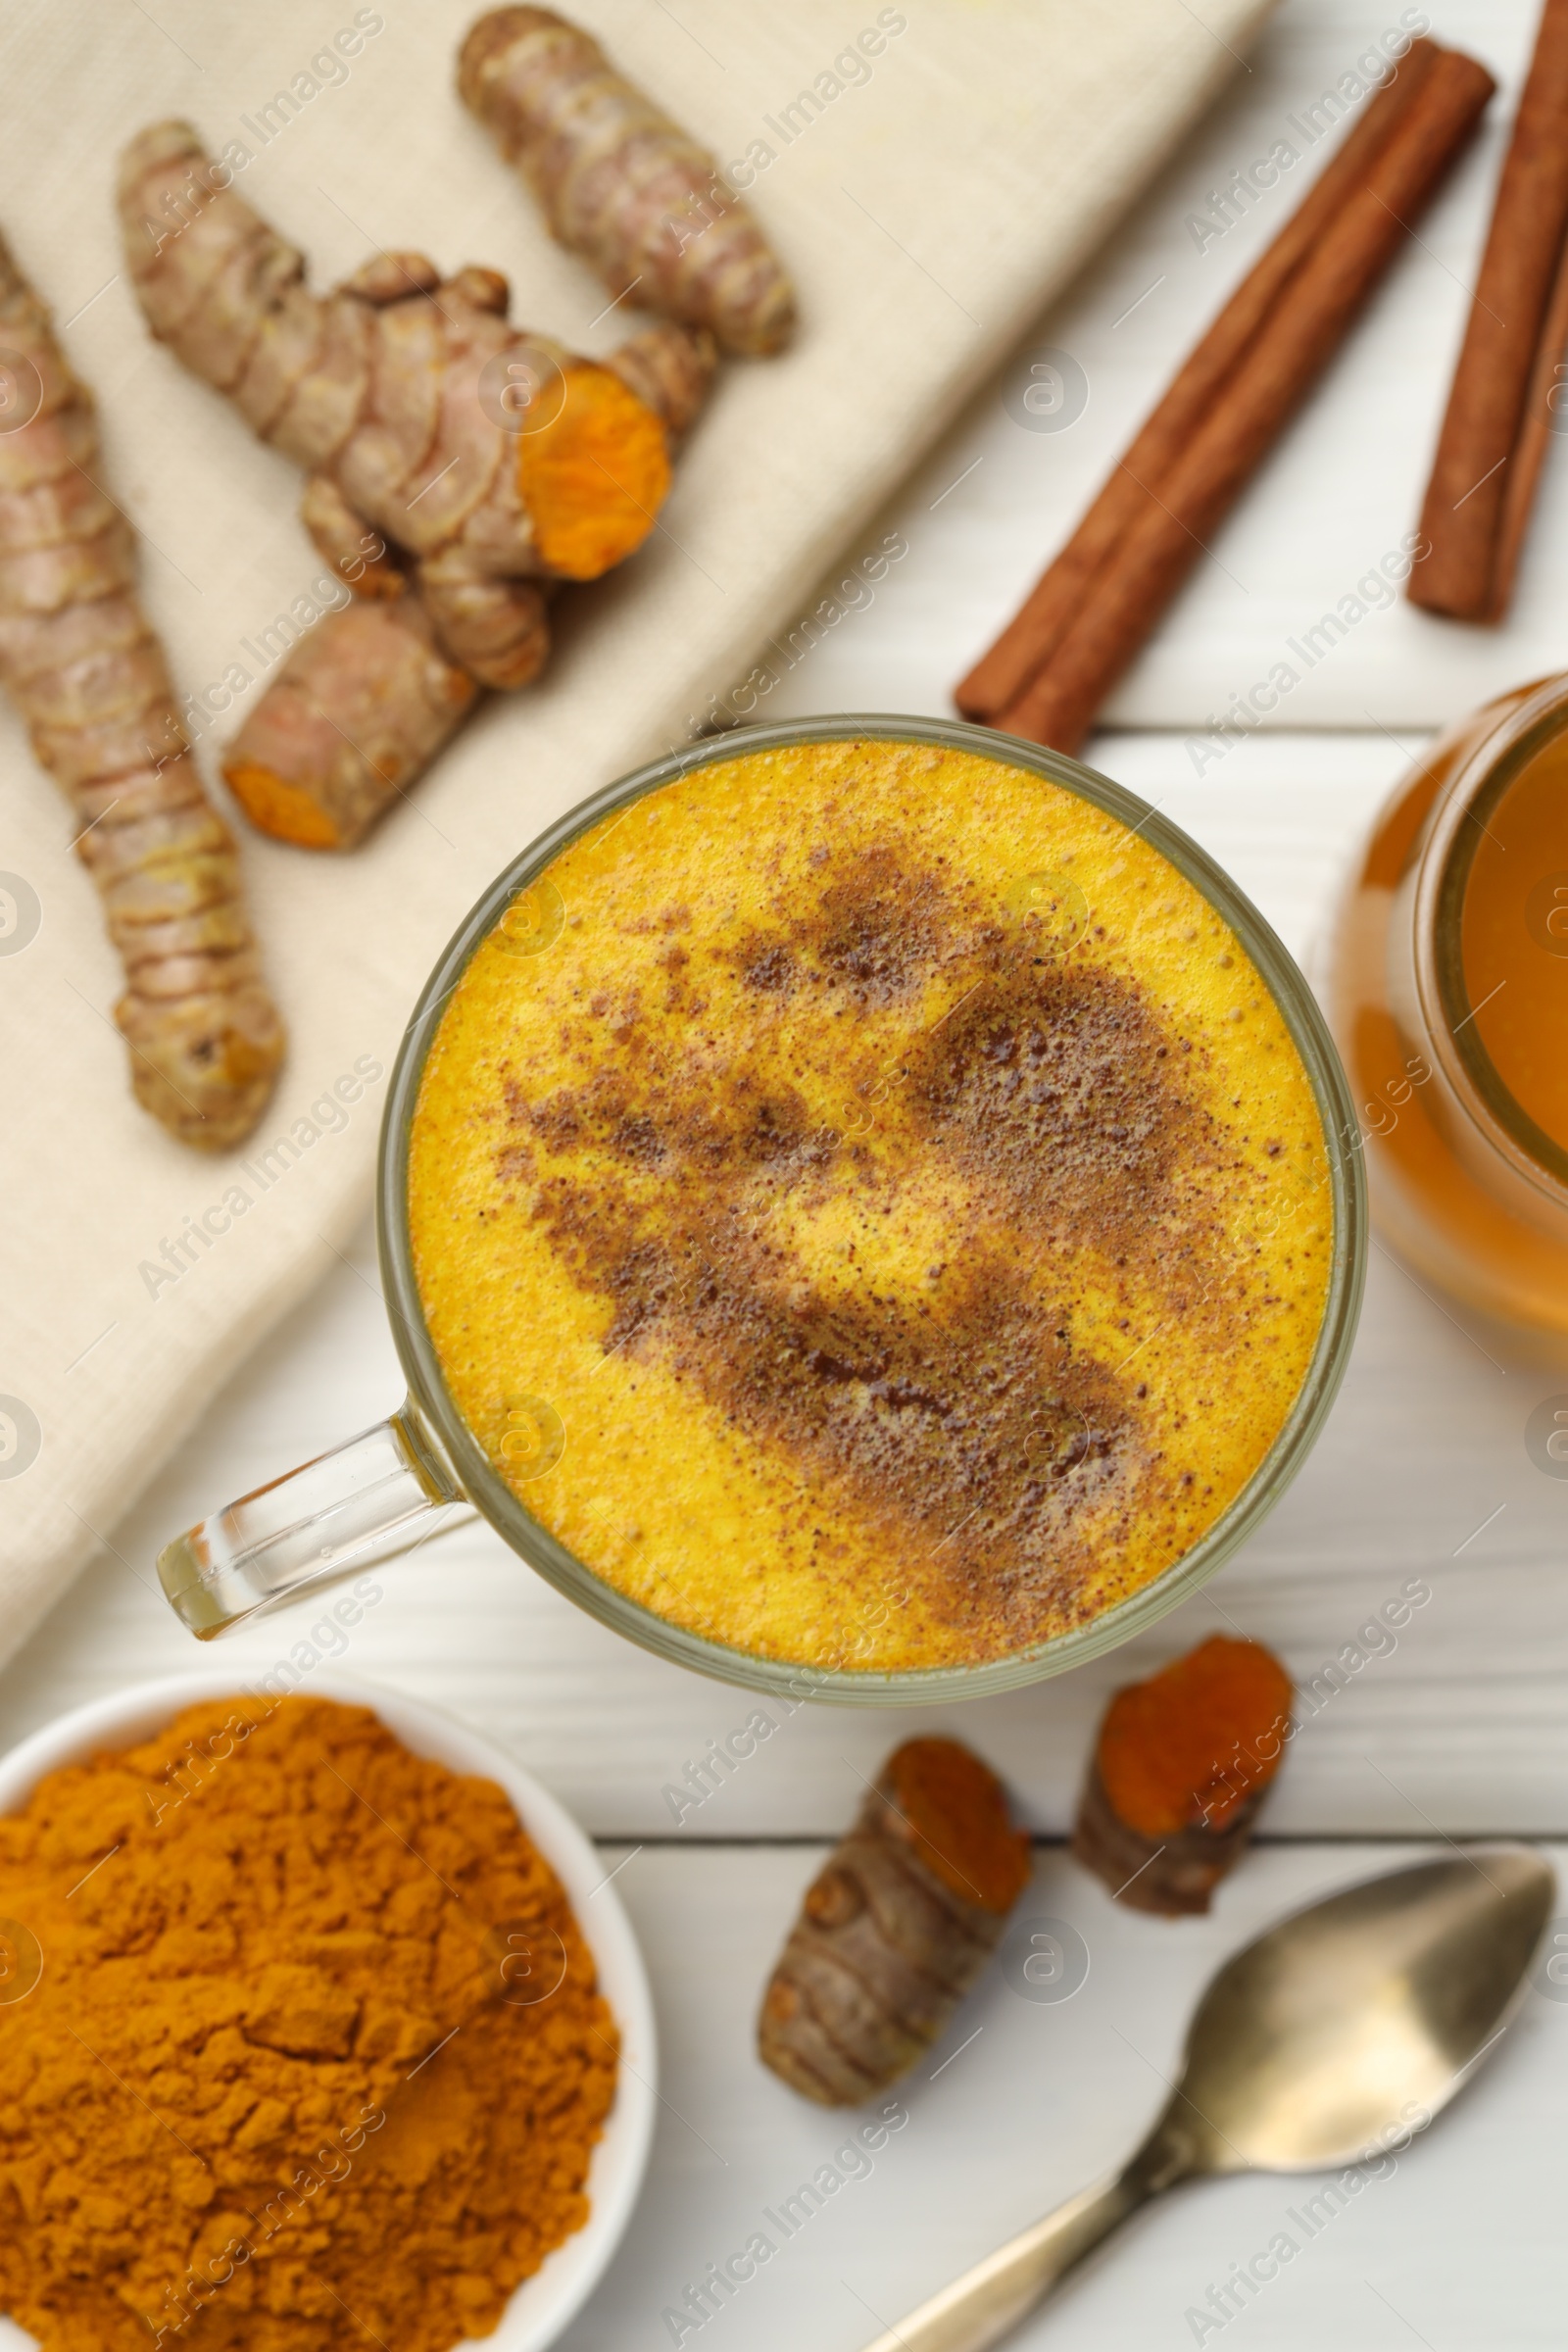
[0,229,282,1148]
[759,1739,1030,2106]
[1073,1636,1294,1917]
[459,7,796,357]
[221,320,714,848]
[223,597,481,851]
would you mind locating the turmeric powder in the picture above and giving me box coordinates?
[1073,1635,1294,1915]
[0,1695,617,2351]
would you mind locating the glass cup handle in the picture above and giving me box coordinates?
[156,1400,476,1639]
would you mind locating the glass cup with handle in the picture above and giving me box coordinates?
[157,716,1367,1702]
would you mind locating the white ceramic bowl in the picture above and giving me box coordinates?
[0,1670,657,2352]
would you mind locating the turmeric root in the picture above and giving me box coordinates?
[219,318,714,850]
[1073,1636,1294,1917]
[759,1740,1030,2106]
[118,122,715,849]
[459,7,796,357]
[0,229,282,1148]
[118,128,671,587]
[222,597,480,852]
[603,319,719,446]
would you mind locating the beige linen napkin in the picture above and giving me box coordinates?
[0,0,1271,1664]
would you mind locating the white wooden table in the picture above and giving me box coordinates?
[6,4,1568,2343]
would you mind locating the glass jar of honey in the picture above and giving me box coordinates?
[1330,672,1568,1341]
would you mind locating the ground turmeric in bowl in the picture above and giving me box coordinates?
[0,1696,617,2352]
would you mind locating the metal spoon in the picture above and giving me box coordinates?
[858,1846,1553,2352]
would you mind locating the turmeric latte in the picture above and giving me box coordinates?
[409,738,1331,1671]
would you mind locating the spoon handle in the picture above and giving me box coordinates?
[853,2169,1147,2352]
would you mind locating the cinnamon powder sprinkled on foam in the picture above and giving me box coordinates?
[408,741,1330,1672]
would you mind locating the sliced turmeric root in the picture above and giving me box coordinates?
[1073,1636,1294,1916]
[759,1739,1031,2104]
[222,600,478,852]
[515,361,671,579]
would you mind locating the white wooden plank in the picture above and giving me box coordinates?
[567,1841,1566,2352]
[756,0,1567,737]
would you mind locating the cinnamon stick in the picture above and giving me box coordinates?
[1485,225,1568,618]
[989,44,1494,756]
[1410,0,1568,620]
[957,39,1443,724]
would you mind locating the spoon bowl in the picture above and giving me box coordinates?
[858,1846,1554,2352]
[1157,1846,1553,2177]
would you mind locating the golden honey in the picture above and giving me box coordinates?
[1460,743,1568,1155]
[1330,678,1568,1339]
[409,739,1330,1671]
